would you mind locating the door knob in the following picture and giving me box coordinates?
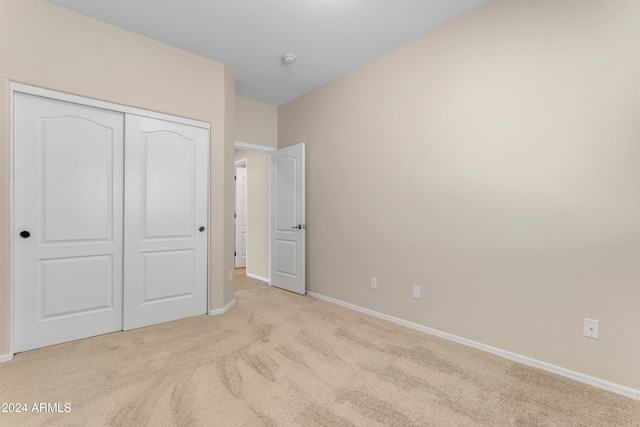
[199,226,205,232]
[20,230,31,238]
[291,225,306,230]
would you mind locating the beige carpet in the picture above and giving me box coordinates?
[1,287,638,426]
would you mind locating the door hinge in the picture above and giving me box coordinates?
[234,175,237,180]
[234,213,236,218]
[234,251,236,256]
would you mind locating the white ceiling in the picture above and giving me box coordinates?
[49,0,490,106]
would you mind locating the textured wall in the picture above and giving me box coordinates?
[235,96,278,148]
[278,0,640,391]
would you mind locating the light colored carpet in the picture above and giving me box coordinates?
[1,286,638,426]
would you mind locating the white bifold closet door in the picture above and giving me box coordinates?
[14,93,209,352]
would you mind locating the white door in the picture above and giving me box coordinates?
[269,143,305,294]
[235,166,247,268]
[14,93,124,352]
[123,115,209,330]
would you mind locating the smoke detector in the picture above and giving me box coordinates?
[282,53,296,65]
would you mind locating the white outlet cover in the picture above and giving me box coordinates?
[584,318,599,339]
[371,277,377,289]
[412,285,420,299]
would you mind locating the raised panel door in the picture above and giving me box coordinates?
[123,115,208,330]
[14,93,124,352]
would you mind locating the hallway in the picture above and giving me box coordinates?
[234,268,268,293]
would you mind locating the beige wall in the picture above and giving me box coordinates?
[0,0,235,356]
[235,96,278,148]
[235,150,270,279]
[234,96,277,280]
[278,0,640,391]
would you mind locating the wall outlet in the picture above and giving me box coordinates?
[584,318,599,339]
[371,277,377,290]
[412,285,420,299]
[229,270,234,282]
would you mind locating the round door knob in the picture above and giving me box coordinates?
[20,230,31,238]
[199,226,205,232]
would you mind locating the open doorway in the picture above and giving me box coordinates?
[234,142,273,292]
[233,141,306,295]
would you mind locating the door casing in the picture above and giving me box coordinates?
[235,159,248,268]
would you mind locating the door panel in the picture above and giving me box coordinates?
[143,250,195,302]
[144,134,195,238]
[14,93,124,352]
[274,157,296,231]
[275,241,297,275]
[124,115,208,330]
[41,256,114,318]
[269,143,305,294]
[43,118,115,242]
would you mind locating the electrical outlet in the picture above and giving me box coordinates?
[584,318,599,339]
[371,277,377,290]
[412,285,420,299]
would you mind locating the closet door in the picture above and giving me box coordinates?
[14,93,124,352]
[123,115,209,330]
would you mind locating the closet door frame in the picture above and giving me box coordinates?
[8,82,211,359]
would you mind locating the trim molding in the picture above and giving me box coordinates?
[234,141,275,153]
[9,84,15,360]
[246,272,269,283]
[11,83,210,130]
[208,299,236,316]
[307,291,640,401]
[0,353,14,363]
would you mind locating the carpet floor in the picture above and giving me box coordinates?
[0,286,638,426]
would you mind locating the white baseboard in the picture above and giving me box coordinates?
[246,272,269,283]
[0,353,14,363]
[307,291,640,401]
[208,298,236,316]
